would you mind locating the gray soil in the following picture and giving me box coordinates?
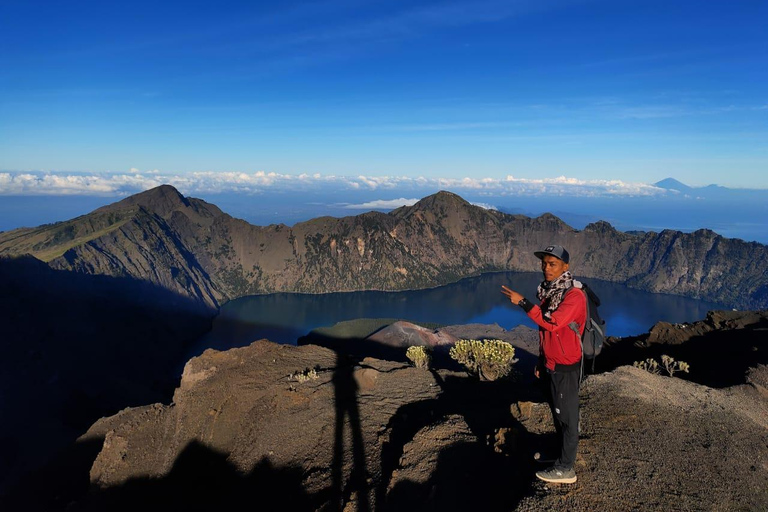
[515,366,768,512]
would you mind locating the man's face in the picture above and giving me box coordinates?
[541,255,569,282]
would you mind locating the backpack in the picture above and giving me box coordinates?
[569,281,606,373]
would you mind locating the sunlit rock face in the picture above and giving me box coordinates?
[78,333,768,512]
[3,185,767,309]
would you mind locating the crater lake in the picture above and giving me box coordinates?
[184,271,727,364]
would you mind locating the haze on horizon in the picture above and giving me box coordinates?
[1,0,766,189]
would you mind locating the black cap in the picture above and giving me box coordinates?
[534,244,570,264]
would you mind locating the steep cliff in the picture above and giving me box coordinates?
[0,256,214,497]
[2,186,767,308]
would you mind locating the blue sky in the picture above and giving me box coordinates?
[1,0,767,189]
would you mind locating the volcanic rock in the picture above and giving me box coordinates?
[600,309,768,388]
[364,321,458,349]
[645,309,768,345]
[63,330,768,512]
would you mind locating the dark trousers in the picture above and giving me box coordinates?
[547,368,580,470]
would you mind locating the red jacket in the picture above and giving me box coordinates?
[526,287,586,371]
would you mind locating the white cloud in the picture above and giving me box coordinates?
[470,201,497,210]
[0,169,670,199]
[0,172,144,195]
[343,198,420,209]
[500,174,664,196]
[353,175,401,190]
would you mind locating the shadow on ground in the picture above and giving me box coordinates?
[74,441,312,512]
[379,370,553,512]
[0,256,215,505]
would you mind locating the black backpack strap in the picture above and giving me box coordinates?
[569,286,590,336]
[567,285,588,337]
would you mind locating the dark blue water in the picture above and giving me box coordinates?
[186,272,727,359]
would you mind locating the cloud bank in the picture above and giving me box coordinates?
[343,198,420,209]
[0,170,669,198]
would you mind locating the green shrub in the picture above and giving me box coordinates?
[449,339,517,381]
[406,345,432,369]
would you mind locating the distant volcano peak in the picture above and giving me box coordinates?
[654,178,693,193]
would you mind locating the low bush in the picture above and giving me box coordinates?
[634,354,690,377]
[406,345,431,369]
[633,358,660,374]
[449,339,517,381]
[290,367,319,383]
[660,354,690,377]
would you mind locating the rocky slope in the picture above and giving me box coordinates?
[18,313,762,512]
[1,186,767,309]
[514,364,768,512]
[598,309,768,388]
[0,256,214,496]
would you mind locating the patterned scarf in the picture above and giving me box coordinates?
[537,270,574,320]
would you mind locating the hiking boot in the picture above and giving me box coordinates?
[535,466,577,484]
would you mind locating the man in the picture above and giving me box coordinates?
[501,244,586,484]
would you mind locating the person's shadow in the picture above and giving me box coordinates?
[330,352,371,512]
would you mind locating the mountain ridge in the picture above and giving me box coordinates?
[1,185,767,309]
